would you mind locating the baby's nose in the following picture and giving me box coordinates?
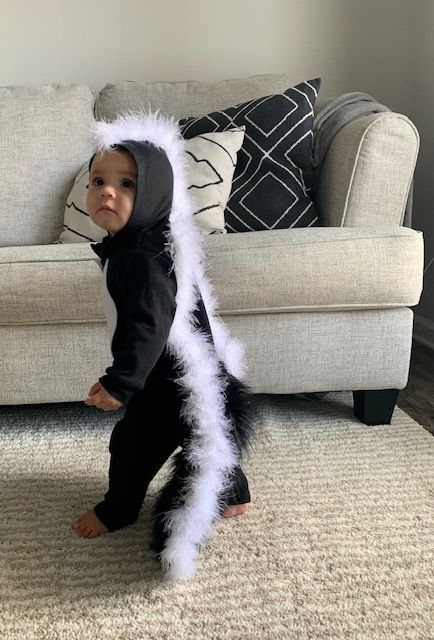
[100,184,116,196]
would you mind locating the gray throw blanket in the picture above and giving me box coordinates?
[312,92,413,228]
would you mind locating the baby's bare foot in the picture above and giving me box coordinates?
[72,510,109,538]
[222,503,250,518]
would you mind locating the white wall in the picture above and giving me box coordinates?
[0,0,417,108]
[1,0,432,341]
[409,0,434,348]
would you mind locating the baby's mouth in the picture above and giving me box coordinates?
[97,206,115,214]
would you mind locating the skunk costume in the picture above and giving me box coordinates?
[88,112,255,580]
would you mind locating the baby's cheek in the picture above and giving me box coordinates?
[86,192,96,213]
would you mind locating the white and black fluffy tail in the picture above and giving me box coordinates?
[151,371,255,565]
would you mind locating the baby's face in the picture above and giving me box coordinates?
[87,149,137,236]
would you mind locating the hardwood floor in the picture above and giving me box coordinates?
[397,339,434,435]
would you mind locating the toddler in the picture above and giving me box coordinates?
[71,112,255,580]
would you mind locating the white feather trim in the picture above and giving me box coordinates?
[93,110,246,580]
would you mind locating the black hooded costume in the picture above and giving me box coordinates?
[88,112,255,580]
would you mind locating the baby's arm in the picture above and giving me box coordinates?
[98,250,177,405]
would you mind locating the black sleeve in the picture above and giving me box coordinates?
[99,251,177,404]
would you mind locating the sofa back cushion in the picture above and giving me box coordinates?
[0,84,95,247]
[96,74,319,233]
[95,73,296,121]
[57,128,245,242]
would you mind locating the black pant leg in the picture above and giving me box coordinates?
[94,373,185,531]
[221,465,251,507]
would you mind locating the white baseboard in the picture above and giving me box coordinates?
[413,313,434,351]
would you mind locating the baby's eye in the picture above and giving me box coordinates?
[92,177,104,187]
[121,179,135,189]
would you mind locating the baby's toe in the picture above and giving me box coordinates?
[72,514,84,527]
[73,522,81,534]
[72,510,109,538]
[76,522,88,537]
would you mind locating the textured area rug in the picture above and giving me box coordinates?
[0,392,433,640]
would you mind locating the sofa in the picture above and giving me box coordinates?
[0,73,424,425]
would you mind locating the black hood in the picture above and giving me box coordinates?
[90,140,174,264]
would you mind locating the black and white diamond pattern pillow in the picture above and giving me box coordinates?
[56,127,245,243]
[179,78,321,232]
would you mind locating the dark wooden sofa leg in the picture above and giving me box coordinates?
[353,389,400,425]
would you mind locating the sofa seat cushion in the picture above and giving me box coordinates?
[204,226,423,314]
[0,244,103,325]
[0,227,423,325]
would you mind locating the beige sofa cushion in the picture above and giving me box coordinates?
[0,244,102,325]
[0,84,96,247]
[0,227,423,325]
[95,73,296,121]
[206,226,423,313]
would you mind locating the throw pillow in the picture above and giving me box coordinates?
[57,127,245,243]
[179,78,321,232]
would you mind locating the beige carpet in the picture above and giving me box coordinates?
[1,392,433,640]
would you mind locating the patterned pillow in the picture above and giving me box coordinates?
[57,127,245,243]
[179,78,321,232]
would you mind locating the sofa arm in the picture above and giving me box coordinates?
[315,113,419,227]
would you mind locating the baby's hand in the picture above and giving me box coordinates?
[84,382,124,411]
